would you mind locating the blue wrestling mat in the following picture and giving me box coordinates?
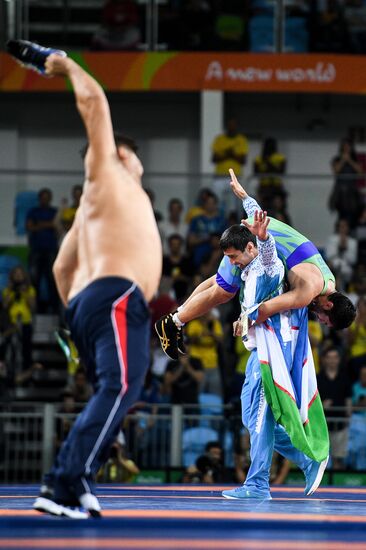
[0,484,366,549]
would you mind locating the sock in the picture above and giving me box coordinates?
[172,312,185,328]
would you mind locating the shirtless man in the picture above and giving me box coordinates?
[156,169,356,360]
[7,40,162,518]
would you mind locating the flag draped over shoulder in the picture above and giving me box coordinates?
[256,307,329,462]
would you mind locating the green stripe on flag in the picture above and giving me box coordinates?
[260,362,329,462]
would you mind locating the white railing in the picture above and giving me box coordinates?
[0,402,365,483]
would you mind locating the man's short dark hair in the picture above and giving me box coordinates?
[38,187,52,198]
[80,132,138,159]
[205,441,223,453]
[168,233,184,244]
[327,292,356,330]
[169,198,183,209]
[219,224,256,252]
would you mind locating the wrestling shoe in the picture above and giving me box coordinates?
[222,486,272,500]
[304,456,329,496]
[6,39,66,75]
[154,313,179,361]
[177,326,186,355]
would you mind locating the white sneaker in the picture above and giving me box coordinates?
[34,496,62,516]
[33,496,89,519]
[58,505,89,520]
[79,493,102,518]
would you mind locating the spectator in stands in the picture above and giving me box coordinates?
[97,438,139,482]
[266,192,292,226]
[26,188,59,314]
[325,218,358,291]
[344,0,366,54]
[311,0,350,53]
[149,278,178,328]
[163,352,204,413]
[67,366,93,404]
[270,453,292,485]
[55,184,82,241]
[162,234,194,303]
[211,117,248,214]
[185,188,212,224]
[0,300,16,373]
[159,198,188,252]
[149,334,171,384]
[354,206,366,265]
[185,310,224,396]
[346,267,366,306]
[308,313,323,374]
[187,191,227,267]
[136,367,162,413]
[253,137,287,212]
[2,266,36,372]
[15,361,44,387]
[180,0,214,50]
[56,390,77,450]
[199,233,223,280]
[347,365,366,470]
[317,347,352,469]
[145,188,163,223]
[347,295,366,383]
[0,360,14,402]
[329,138,363,229]
[91,0,142,51]
[131,367,164,466]
[352,364,366,413]
[183,440,226,483]
[232,428,250,484]
[213,0,247,51]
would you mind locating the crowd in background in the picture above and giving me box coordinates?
[1,123,366,481]
[89,0,366,54]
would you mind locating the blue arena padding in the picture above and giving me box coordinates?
[0,485,366,549]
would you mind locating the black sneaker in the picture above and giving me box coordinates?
[6,39,66,75]
[177,327,186,355]
[155,314,179,361]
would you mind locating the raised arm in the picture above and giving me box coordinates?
[242,209,281,277]
[44,54,116,180]
[228,168,262,218]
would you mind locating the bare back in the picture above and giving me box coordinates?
[68,158,162,303]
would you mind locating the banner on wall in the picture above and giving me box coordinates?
[1,52,366,94]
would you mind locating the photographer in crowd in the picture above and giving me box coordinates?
[2,266,36,372]
[183,441,226,483]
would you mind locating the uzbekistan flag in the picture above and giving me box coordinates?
[256,307,329,462]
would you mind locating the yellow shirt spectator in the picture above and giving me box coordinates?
[3,286,36,325]
[347,296,366,359]
[348,322,366,358]
[211,117,248,177]
[186,317,223,370]
[212,133,249,176]
[308,319,323,374]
